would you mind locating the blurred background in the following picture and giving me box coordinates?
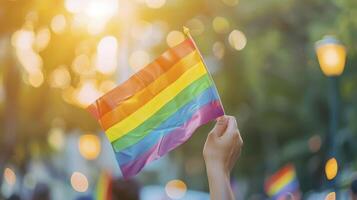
[0,0,357,199]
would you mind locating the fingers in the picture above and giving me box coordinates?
[210,116,228,137]
[222,116,243,145]
[223,116,238,136]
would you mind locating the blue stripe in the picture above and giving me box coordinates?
[115,86,219,165]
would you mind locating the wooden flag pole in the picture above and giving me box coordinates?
[183,26,226,115]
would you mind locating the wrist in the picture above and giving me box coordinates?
[205,160,230,178]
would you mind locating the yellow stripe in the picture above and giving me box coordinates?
[268,170,295,196]
[106,61,207,142]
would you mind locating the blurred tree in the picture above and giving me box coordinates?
[0,0,356,198]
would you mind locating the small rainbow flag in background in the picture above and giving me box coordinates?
[87,28,224,178]
[264,164,300,200]
[95,171,112,200]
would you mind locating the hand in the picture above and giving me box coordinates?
[203,115,243,174]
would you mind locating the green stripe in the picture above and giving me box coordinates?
[111,74,213,152]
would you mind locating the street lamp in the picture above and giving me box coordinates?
[315,36,347,76]
[315,36,347,197]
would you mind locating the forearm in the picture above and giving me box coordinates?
[206,162,235,200]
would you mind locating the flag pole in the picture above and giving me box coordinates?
[183,26,226,115]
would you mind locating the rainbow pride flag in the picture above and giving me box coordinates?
[95,171,112,200]
[87,32,224,178]
[264,164,300,200]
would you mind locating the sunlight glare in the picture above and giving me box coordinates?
[96,36,118,74]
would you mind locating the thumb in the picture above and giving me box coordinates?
[224,116,238,135]
[210,116,228,137]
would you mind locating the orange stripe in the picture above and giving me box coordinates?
[99,51,202,130]
[87,39,195,119]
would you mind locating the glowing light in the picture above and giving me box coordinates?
[129,50,150,71]
[212,16,230,34]
[145,0,166,9]
[325,192,336,200]
[85,0,118,20]
[228,30,247,51]
[308,135,321,153]
[51,14,67,34]
[212,41,225,59]
[48,127,65,151]
[131,20,153,41]
[166,31,185,48]
[186,18,205,36]
[70,172,89,192]
[35,27,51,51]
[65,0,86,14]
[49,65,71,89]
[62,86,76,104]
[325,157,338,180]
[28,70,44,88]
[16,50,43,74]
[222,0,239,6]
[78,134,101,160]
[4,168,16,186]
[72,54,91,75]
[165,179,187,199]
[99,80,116,93]
[11,29,35,50]
[66,0,118,35]
[315,36,346,77]
[96,36,118,74]
[75,80,102,107]
[87,19,107,35]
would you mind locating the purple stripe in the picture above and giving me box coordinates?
[120,101,224,178]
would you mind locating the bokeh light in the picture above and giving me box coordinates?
[49,65,71,89]
[131,20,153,41]
[325,157,338,180]
[99,80,116,93]
[72,54,92,75]
[145,0,166,9]
[28,70,44,88]
[75,80,102,107]
[212,16,230,34]
[85,0,119,20]
[166,31,185,48]
[129,50,150,71]
[65,0,86,14]
[165,179,187,199]
[16,50,43,75]
[78,134,101,160]
[228,29,247,51]
[4,168,16,186]
[51,14,67,34]
[35,27,51,51]
[212,41,225,59]
[186,18,205,36]
[48,127,65,151]
[308,135,322,153]
[11,29,35,50]
[70,171,89,192]
[325,192,336,200]
[95,36,118,74]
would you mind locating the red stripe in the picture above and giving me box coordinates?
[87,39,195,119]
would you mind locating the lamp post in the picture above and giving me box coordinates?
[315,36,347,196]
